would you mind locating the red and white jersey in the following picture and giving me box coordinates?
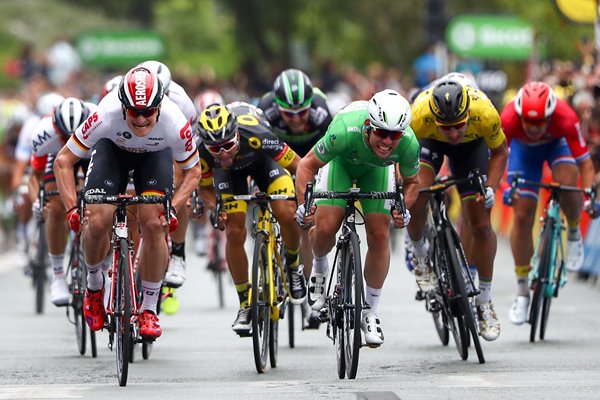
[501,97,590,162]
[66,91,199,170]
[167,81,197,123]
[31,102,98,157]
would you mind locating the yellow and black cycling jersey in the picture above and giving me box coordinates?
[199,102,297,187]
[411,86,506,149]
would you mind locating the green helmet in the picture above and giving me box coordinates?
[273,68,314,109]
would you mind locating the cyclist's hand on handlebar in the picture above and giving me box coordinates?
[584,199,600,219]
[32,199,43,220]
[160,207,179,232]
[391,208,411,229]
[502,187,520,206]
[66,207,81,232]
[295,203,316,228]
[477,186,496,209]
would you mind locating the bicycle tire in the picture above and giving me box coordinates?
[269,248,284,368]
[34,222,48,315]
[530,218,553,343]
[70,237,87,356]
[431,308,450,346]
[90,330,97,358]
[115,239,132,386]
[287,302,295,348]
[344,232,362,379]
[334,262,346,379]
[251,231,270,373]
[446,228,485,364]
[432,236,467,359]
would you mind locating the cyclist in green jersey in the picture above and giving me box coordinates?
[295,89,421,346]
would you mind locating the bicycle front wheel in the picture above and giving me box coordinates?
[69,238,87,356]
[530,218,554,342]
[344,232,363,379]
[251,231,270,373]
[115,239,132,386]
[34,221,48,315]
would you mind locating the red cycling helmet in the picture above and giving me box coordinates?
[514,81,557,120]
[118,66,164,110]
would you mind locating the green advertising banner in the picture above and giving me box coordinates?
[446,15,534,60]
[76,31,165,67]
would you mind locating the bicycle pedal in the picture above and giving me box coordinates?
[236,330,252,338]
[415,290,426,301]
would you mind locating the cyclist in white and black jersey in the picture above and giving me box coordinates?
[140,60,197,289]
[12,92,65,268]
[28,97,96,306]
[54,66,201,340]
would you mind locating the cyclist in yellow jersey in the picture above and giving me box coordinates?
[197,102,306,335]
[408,79,508,341]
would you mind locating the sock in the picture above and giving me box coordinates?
[87,261,104,291]
[567,221,580,241]
[515,265,530,296]
[141,280,162,313]
[49,253,65,276]
[312,255,329,275]
[365,285,382,315]
[235,281,250,308]
[476,278,492,305]
[285,247,300,270]
[410,236,428,257]
[171,241,186,260]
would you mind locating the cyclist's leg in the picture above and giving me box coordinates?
[407,140,438,290]
[307,162,346,310]
[549,139,584,271]
[165,163,189,287]
[133,147,174,339]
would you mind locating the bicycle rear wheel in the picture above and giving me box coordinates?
[69,237,87,356]
[34,221,48,315]
[530,219,553,343]
[433,237,468,359]
[334,270,346,379]
[344,233,363,379]
[115,239,132,386]
[251,231,270,373]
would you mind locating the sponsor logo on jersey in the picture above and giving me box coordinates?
[179,122,194,152]
[147,179,157,185]
[85,188,106,195]
[269,169,280,178]
[32,130,52,153]
[123,132,132,139]
[347,127,360,133]
[316,143,326,155]
[81,112,100,140]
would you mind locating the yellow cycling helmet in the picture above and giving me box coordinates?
[429,80,470,124]
[197,104,238,143]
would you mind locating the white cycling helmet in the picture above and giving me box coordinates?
[140,60,171,92]
[36,92,65,117]
[367,89,412,131]
[102,75,123,98]
[53,97,90,137]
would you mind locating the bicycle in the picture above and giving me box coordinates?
[82,191,172,386]
[64,199,97,357]
[506,176,596,342]
[213,192,294,373]
[28,185,58,314]
[303,182,405,379]
[418,172,486,364]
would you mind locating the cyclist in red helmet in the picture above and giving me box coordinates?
[54,66,201,340]
[501,81,597,325]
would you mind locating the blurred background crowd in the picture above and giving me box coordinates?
[0,0,599,256]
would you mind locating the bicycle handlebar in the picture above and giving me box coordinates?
[419,169,487,196]
[210,192,296,229]
[506,175,597,206]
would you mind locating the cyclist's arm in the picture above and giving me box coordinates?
[577,157,596,192]
[53,146,81,211]
[487,139,508,191]
[199,184,217,212]
[27,166,43,204]
[295,149,326,205]
[285,153,301,175]
[400,170,421,209]
[11,159,28,192]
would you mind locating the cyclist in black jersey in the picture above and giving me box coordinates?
[258,69,333,327]
[197,102,307,335]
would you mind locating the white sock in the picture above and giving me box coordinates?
[476,279,492,305]
[49,253,65,276]
[87,261,104,291]
[410,236,428,257]
[141,280,163,314]
[312,255,329,275]
[365,285,382,315]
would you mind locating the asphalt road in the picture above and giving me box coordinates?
[1,229,599,400]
